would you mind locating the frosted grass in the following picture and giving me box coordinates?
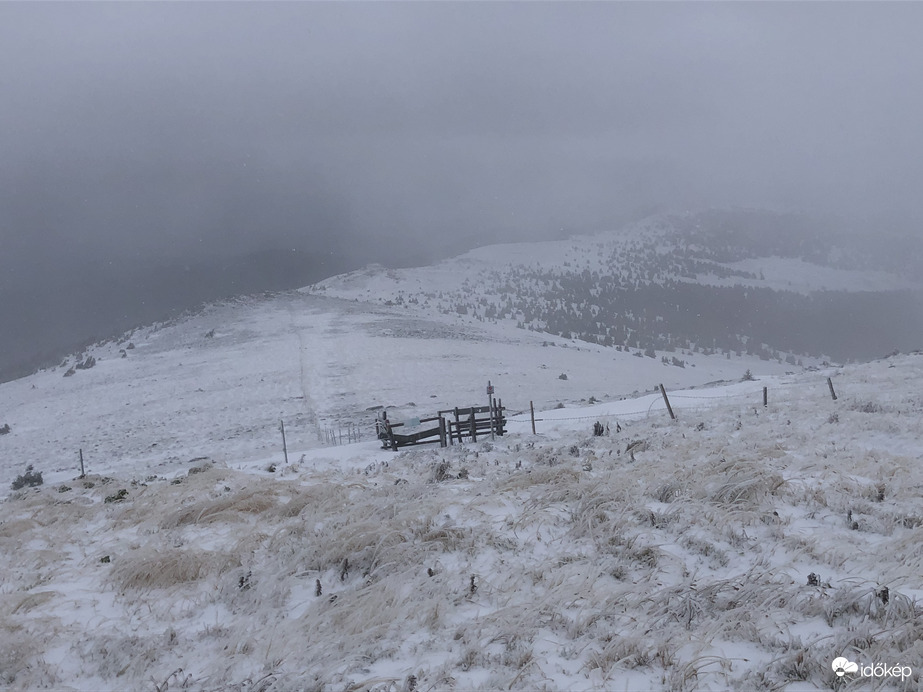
[1,355,922,689]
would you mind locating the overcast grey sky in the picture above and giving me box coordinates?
[2,2,923,375]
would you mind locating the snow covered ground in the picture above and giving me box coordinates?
[0,291,801,490]
[1,291,921,690]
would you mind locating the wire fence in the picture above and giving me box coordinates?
[505,375,846,428]
[284,376,850,451]
[320,422,364,446]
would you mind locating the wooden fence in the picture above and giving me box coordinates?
[376,401,506,451]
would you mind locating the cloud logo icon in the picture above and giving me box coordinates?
[832,657,859,676]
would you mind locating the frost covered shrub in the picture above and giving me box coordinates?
[848,399,885,414]
[11,465,43,490]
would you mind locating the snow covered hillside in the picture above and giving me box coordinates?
[311,210,923,362]
[1,357,922,690]
[0,290,803,491]
[1,279,922,689]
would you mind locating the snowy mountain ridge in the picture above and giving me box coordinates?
[311,209,923,362]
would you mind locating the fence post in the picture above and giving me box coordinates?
[530,401,536,434]
[280,421,289,465]
[79,448,85,478]
[659,384,676,420]
[487,381,495,441]
[763,387,768,407]
[827,377,838,401]
[469,412,477,442]
[438,416,447,448]
[387,420,397,451]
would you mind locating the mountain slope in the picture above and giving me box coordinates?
[1,213,922,690]
[312,209,923,362]
[2,344,921,690]
[1,289,799,490]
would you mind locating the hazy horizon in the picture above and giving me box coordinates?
[3,2,922,378]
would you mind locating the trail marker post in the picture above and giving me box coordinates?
[280,420,289,465]
[658,384,676,420]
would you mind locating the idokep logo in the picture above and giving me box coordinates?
[831,656,912,681]
[831,657,858,676]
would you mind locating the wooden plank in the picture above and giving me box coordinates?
[391,427,441,444]
[441,405,492,418]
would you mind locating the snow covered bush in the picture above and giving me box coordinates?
[10,464,42,490]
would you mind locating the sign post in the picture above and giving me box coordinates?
[487,381,496,440]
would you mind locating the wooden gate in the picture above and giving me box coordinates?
[376,401,506,450]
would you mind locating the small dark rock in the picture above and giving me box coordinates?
[104,489,129,503]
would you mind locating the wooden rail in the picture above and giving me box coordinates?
[377,402,506,450]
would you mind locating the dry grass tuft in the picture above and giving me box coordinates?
[114,548,239,591]
[160,488,279,528]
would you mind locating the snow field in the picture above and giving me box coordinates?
[0,291,798,493]
[1,354,921,690]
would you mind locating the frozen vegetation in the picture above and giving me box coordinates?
[2,335,922,689]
